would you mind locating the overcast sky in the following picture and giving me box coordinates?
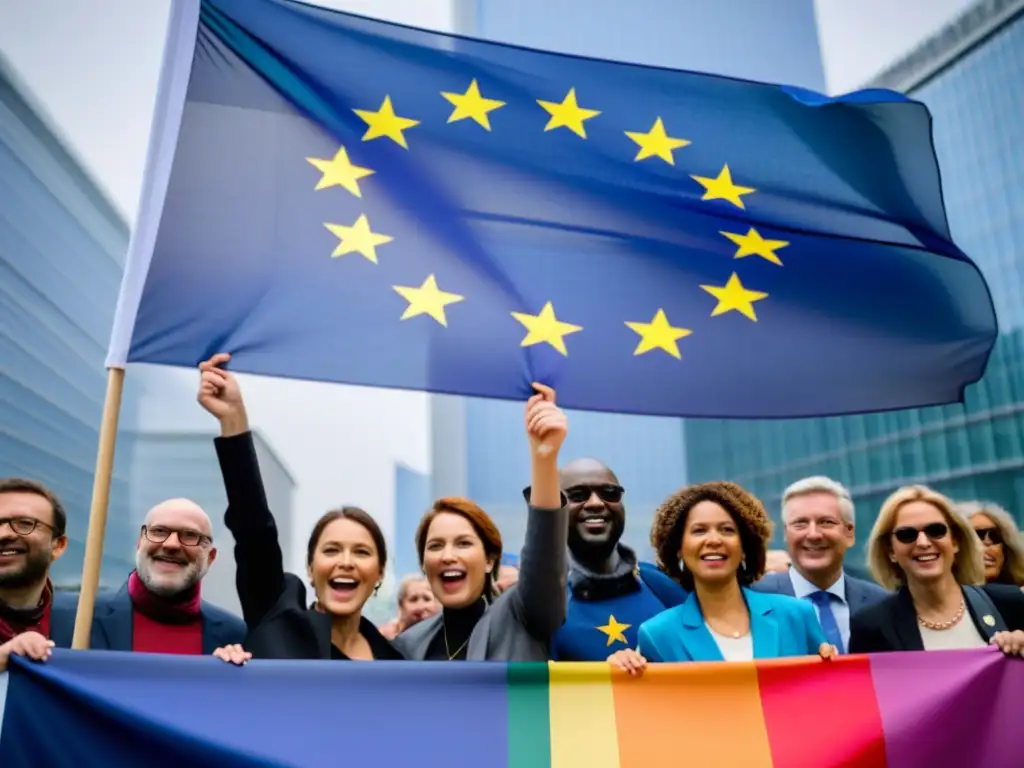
[0,0,977,570]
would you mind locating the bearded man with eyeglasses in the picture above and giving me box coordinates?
[0,478,76,663]
[89,498,244,655]
[540,458,687,660]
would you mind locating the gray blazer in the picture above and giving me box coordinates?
[753,569,889,614]
[394,502,568,661]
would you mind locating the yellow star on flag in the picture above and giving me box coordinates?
[392,275,465,327]
[441,79,505,131]
[701,273,768,321]
[324,214,393,263]
[304,146,374,197]
[597,615,631,646]
[537,88,601,139]
[691,164,756,209]
[354,95,420,149]
[720,227,789,266]
[624,117,691,165]
[511,302,582,356]
[625,309,692,359]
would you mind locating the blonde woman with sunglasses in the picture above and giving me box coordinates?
[849,486,1024,656]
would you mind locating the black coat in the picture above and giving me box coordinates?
[216,431,402,661]
[849,583,1024,653]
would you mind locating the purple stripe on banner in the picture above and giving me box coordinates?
[0,651,509,768]
[870,648,1024,768]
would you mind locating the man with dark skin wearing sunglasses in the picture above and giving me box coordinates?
[89,498,244,654]
[547,458,687,660]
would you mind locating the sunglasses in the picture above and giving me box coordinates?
[974,527,1003,546]
[521,484,624,504]
[892,522,949,545]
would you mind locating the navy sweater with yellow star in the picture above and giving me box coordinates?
[550,545,688,661]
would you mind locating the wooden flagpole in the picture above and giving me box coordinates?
[71,367,126,649]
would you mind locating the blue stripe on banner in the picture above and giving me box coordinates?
[0,651,510,768]
[0,671,8,740]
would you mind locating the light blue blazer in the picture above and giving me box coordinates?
[637,588,826,662]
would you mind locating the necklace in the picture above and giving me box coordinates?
[917,598,965,630]
[443,621,470,660]
[706,617,747,639]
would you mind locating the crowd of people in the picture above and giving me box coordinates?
[2,353,1024,676]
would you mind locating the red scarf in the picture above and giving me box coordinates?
[128,571,204,655]
[127,570,202,624]
[0,580,53,643]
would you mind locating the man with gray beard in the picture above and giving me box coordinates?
[89,498,244,654]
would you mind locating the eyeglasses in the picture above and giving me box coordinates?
[892,522,949,545]
[0,516,58,537]
[521,484,624,504]
[974,527,1003,546]
[141,525,212,547]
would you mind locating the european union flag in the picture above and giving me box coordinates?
[107,0,997,418]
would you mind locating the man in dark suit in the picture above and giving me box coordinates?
[753,476,888,653]
[89,498,244,654]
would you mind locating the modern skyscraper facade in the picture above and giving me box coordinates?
[1,54,297,607]
[0,56,141,587]
[426,1,827,558]
[393,462,430,581]
[685,0,1024,556]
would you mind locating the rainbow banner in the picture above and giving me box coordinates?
[0,649,1021,767]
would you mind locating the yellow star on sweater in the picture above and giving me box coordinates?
[597,615,631,646]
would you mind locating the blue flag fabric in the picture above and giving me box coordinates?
[0,652,508,767]
[110,0,996,418]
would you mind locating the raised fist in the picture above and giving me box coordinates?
[525,383,567,459]
[197,353,247,433]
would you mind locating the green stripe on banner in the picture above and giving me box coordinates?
[507,663,551,768]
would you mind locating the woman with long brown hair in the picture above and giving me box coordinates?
[199,354,401,662]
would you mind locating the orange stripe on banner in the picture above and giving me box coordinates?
[611,662,774,768]
[548,662,621,768]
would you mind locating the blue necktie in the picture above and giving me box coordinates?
[808,590,845,653]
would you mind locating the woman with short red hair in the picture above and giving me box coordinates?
[394,385,569,662]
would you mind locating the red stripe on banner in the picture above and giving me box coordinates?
[757,656,887,768]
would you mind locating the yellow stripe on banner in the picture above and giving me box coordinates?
[548,662,621,768]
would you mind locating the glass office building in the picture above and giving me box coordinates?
[685,0,1024,555]
[0,56,141,587]
[425,1,826,558]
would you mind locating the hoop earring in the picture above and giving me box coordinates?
[373,581,382,596]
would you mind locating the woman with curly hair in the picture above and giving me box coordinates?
[608,482,835,673]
